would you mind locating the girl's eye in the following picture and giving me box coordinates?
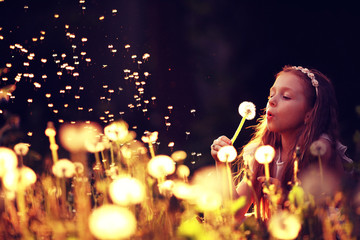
[283,95,291,100]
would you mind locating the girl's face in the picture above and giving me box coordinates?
[266,72,312,134]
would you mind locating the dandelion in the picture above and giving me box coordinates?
[231,101,256,144]
[147,155,175,181]
[52,158,76,178]
[177,164,190,182]
[2,169,19,190]
[45,122,59,163]
[19,166,37,187]
[84,134,107,153]
[268,210,301,240]
[310,140,327,184]
[14,143,30,156]
[217,145,237,163]
[89,204,137,240]
[158,180,175,197]
[255,145,275,181]
[217,145,237,200]
[171,150,187,162]
[0,147,18,177]
[109,176,145,206]
[104,120,135,143]
[74,161,84,175]
[59,122,102,152]
[141,131,158,158]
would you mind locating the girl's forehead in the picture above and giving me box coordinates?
[271,72,305,92]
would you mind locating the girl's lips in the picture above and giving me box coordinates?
[266,111,273,120]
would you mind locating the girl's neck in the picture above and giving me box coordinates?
[280,129,300,159]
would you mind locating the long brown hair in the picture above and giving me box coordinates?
[234,65,340,205]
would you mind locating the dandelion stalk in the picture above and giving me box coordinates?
[45,122,59,164]
[310,140,327,187]
[148,142,156,158]
[318,155,324,185]
[231,101,256,144]
[225,159,233,201]
[231,115,247,144]
[217,146,237,203]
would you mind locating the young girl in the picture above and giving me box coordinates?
[210,65,352,221]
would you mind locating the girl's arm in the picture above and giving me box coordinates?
[234,180,254,222]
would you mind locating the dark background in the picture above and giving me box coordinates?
[0,0,359,172]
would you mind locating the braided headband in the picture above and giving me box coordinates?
[291,66,319,96]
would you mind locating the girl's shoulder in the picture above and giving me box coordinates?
[319,134,353,164]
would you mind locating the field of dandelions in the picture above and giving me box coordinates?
[0,103,359,240]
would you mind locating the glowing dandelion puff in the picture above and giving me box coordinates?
[231,101,256,144]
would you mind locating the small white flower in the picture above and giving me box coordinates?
[147,155,176,179]
[238,101,256,120]
[109,176,145,206]
[176,164,190,178]
[255,145,275,164]
[217,145,237,163]
[141,131,158,143]
[14,143,30,156]
[310,140,327,156]
[268,210,301,240]
[52,158,76,178]
[89,204,137,240]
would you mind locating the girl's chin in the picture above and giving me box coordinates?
[266,125,278,133]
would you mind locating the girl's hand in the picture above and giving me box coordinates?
[211,135,232,162]
[257,176,281,187]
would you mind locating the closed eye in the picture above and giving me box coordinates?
[283,95,291,100]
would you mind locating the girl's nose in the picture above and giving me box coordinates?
[268,96,276,107]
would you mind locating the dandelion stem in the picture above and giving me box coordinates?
[225,160,233,201]
[148,142,155,158]
[264,162,270,182]
[231,115,247,144]
[318,155,324,185]
[294,159,298,185]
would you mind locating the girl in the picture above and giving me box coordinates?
[210,65,352,221]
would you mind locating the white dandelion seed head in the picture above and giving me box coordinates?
[255,145,275,164]
[217,145,237,163]
[89,204,137,240]
[109,176,145,206]
[268,210,301,240]
[238,101,256,120]
[52,158,76,178]
[147,155,176,179]
[309,140,327,157]
[13,143,30,156]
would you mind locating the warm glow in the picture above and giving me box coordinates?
[59,122,102,152]
[89,205,137,240]
[268,211,301,240]
[0,147,18,177]
[176,164,190,178]
[104,120,133,142]
[52,159,76,178]
[13,143,30,156]
[254,145,275,164]
[19,166,37,187]
[147,155,176,179]
[217,145,237,162]
[238,101,256,120]
[109,176,145,206]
